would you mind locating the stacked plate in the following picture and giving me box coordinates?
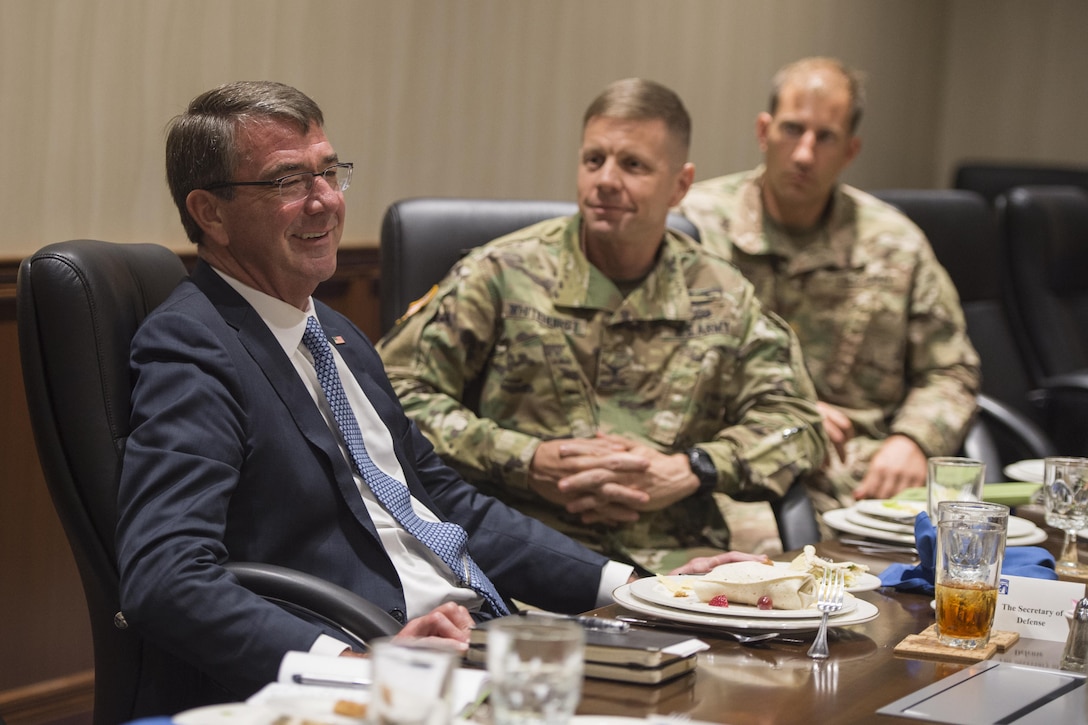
[822,499,1048,546]
[1004,458,1045,484]
[611,565,881,632]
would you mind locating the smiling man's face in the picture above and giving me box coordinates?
[190,118,346,309]
[577,115,692,251]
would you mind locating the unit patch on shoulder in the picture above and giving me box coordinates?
[396,284,439,326]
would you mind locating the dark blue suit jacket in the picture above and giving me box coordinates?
[116,261,607,700]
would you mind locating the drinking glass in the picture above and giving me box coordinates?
[934,501,1009,649]
[368,638,457,725]
[926,456,985,520]
[486,618,584,725]
[1043,456,1088,575]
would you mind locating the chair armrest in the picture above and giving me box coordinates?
[1036,370,1088,394]
[225,562,403,649]
[973,394,1058,462]
[1029,373,1088,456]
[770,480,820,552]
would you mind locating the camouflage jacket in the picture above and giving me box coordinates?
[678,168,981,471]
[378,214,826,555]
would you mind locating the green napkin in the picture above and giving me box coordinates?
[894,482,1041,507]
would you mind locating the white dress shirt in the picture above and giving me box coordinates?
[214,270,631,654]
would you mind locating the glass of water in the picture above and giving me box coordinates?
[1043,456,1088,576]
[369,638,458,725]
[926,457,986,520]
[486,618,584,725]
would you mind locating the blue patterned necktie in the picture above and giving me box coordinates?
[301,316,509,616]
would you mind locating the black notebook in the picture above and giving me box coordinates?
[467,615,707,684]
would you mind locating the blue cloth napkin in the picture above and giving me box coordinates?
[877,512,1057,595]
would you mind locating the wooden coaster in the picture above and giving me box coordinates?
[916,625,1019,651]
[893,626,1019,663]
[1056,569,1088,587]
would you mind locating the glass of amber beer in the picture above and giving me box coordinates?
[934,501,1009,649]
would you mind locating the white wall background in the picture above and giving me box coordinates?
[1,0,1085,256]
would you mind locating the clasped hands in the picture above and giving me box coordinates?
[527,433,700,526]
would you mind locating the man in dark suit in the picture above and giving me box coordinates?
[115,81,656,707]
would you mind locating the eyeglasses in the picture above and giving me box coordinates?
[204,162,353,202]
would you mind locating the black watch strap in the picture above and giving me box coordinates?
[687,447,718,496]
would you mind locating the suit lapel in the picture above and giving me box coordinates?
[189,263,384,543]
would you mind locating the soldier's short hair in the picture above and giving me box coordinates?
[583,78,691,156]
[166,81,325,244]
[768,57,867,134]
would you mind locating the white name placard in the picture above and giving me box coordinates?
[994,574,1085,642]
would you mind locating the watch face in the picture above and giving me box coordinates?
[689,448,717,494]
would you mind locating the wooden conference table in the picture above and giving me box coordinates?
[575,508,1088,725]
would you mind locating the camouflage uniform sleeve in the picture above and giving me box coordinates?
[676,186,732,255]
[699,302,829,502]
[888,243,981,455]
[674,174,755,260]
[377,254,540,490]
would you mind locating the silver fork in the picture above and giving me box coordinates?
[807,567,846,659]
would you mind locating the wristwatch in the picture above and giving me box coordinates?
[687,447,718,496]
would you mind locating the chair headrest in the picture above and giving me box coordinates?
[18,239,188,561]
[870,189,997,303]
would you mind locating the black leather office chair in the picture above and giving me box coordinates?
[18,240,401,723]
[380,198,701,334]
[381,198,579,334]
[999,186,1088,380]
[870,189,1061,473]
[379,197,820,551]
[871,190,1034,415]
[996,186,1088,455]
[953,161,1088,206]
[961,394,1057,481]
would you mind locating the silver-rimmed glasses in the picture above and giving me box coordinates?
[203,162,353,202]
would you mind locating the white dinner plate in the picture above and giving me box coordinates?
[823,507,1048,546]
[613,582,879,631]
[846,507,1038,538]
[570,714,722,718]
[854,498,926,522]
[463,716,719,725]
[174,703,285,724]
[1004,458,1045,484]
[649,559,880,594]
[177,697,368,724]
[629,575,858,619]
[848,572,884,592]
[846,507,917,534]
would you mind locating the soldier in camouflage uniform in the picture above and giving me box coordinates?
[678,58,980,517]
[379,79,826,572]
